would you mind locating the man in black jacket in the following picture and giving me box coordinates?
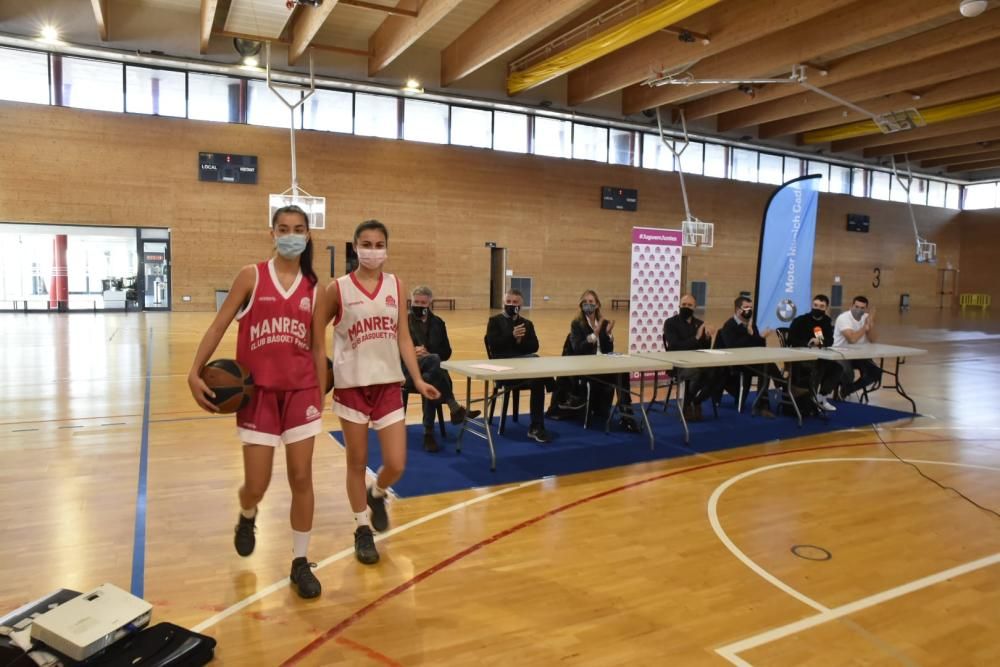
[716,295,776,417]
[787,294,840,411]
[404,286,479,452]
[662,293,714,420]
[485,289,554,443]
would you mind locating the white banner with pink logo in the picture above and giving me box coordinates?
[628,227,682,374]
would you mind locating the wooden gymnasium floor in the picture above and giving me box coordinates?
[1,306,999,666]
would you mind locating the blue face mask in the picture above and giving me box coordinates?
[276,234,308,259]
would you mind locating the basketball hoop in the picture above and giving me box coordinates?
[682,220,714,249]
[891,155,935,265]
[269,190,326,230]
[657,109,715,250]
[916,238,937,264]
[264,41,326,229]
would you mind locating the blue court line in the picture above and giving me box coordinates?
[130,326,153,598]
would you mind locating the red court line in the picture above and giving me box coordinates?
[278,439,912,665]
[335,637,403,667]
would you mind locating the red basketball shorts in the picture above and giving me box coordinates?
[237,386,324,447]
[333,383,404,430]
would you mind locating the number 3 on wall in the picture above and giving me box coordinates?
[872,267,881,289]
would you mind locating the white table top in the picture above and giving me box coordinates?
[442,354,673,381]
[635,347,818,368]
[799,343,928,361]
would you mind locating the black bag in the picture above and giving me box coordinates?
[93,623,215,666]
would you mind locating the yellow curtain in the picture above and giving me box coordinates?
[506,0,721,96]
[802,93,1000,144]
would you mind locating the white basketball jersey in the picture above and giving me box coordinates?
[332,271,405,388]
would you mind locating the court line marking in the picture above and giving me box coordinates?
[190,478,545,634]
[715,552,1000,666]
[275,441,896,665]
[130,326,154,597]
[708,457,1000,665]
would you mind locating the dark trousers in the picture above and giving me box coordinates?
[792,359,841,396]
[582,372,633,422]
[402,354,455,430]
[839,359,882,395]
[721,363,779,409]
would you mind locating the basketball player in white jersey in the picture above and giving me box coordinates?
[188,205,325,599]
[325,220,440,564]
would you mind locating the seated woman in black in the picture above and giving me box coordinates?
[565,290,638,432]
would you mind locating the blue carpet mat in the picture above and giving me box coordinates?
[331,394,915,497]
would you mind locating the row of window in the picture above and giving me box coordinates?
[2,46,995,210]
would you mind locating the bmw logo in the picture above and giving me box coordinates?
[776,299,797,322]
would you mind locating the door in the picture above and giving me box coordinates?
[489,247,507,309]
[139,240,170,310]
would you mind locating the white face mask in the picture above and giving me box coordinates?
[357,248,387,270]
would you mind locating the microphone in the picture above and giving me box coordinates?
[813,326,824,344]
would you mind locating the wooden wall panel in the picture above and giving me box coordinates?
[0,102,967,312]
[956,209,1000,297]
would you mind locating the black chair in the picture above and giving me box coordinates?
[484,336,523,435]
[774,326,817,420]
[401,388,447,438]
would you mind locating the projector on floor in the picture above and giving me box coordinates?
[30,583,152,661]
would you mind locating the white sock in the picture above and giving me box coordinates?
[292,530,311,559]
[370,484,387,499]
[240,506,257,520]
[354,511,371,528]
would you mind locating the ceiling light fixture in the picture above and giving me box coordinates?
[959,0,988,17]
[233,38,263,67]
[40,25,60,42]
[403,78,424,94]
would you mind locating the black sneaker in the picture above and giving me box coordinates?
[354,525,379,565]
[234,513,256,557]
[527,425,554,444]
[367,486,389,532]
[289,557,321,599]
[558,395,587,410]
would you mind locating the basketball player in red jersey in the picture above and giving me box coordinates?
[326,220,440,565]
[188,205,325,599]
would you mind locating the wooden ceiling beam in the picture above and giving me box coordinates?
[621,0,959,115]
[369,0,463,76]
[909,141,1000,162]
[860,126,1000,159]
[441,0,591,87]
[921,148,1000,168]
[564,0,850,106]
[946,158,1000,173]
[759,68,1000,139]
[833,110,1000,154]
[685,9,1000,122]
[90,0,109,41]
[731,43,1000,134]
[288,0,340,65]
[199,0,219,54]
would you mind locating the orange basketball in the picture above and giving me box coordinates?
[200,359,255,413]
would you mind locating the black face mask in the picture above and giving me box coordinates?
[811,308,825,319]
[740,309,753,320]
[411,305,428,318]
[679,307,694,320]
[504,304,520,318]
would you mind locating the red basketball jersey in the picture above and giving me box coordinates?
[236,259,318,391]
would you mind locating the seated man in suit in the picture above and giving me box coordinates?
[716,295,776,418]
[787,294,840,412]
[403,285,480,452]
[833,295,882,398]
[662,293,715,421]
[485,289,554,444]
